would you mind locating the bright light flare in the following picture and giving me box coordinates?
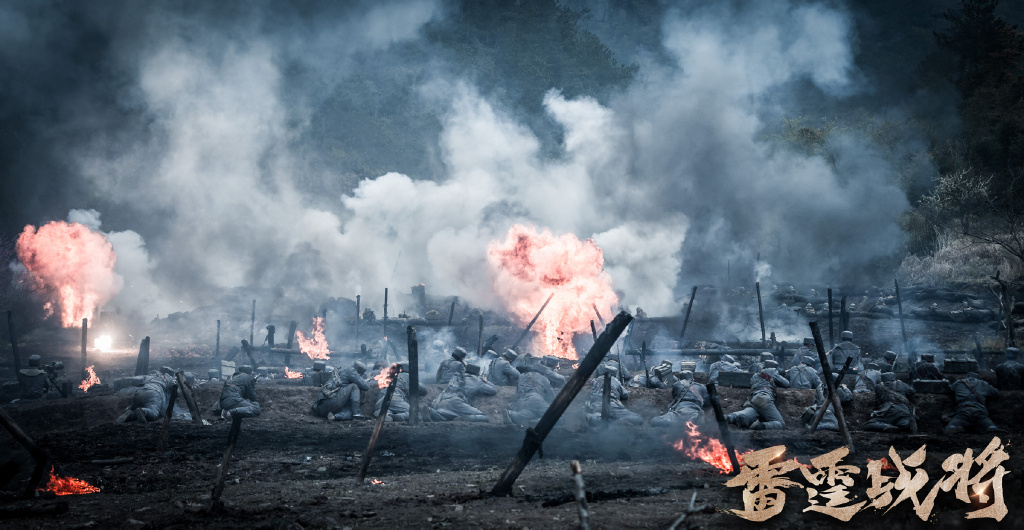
[487,225,618,360]
[93,335,113,352]
[284,367,303,379]
[16,221,121,327]
[370,479,385,485]
[79,365,100,392]
[374,363,400,389]
[295,317,329,360]
[38,467,100,495]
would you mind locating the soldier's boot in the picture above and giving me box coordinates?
[750,420,766,430]
[135,409,148,423]
[350,399,367,420]
[333,410,353,421]
[116,409,132,424]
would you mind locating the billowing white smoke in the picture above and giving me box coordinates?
[74,0,908,321]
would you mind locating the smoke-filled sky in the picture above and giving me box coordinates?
[0,0,947,320]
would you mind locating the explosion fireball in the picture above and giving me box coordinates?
[487,225,618,359]
[16,221,121,327]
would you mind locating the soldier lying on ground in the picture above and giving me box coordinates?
[428,371,490,422]
[650,371,709,428]
[995,347,1023,390]
[116,371,176,423]
[505,372,555,427]
[801,379,853,432]
[862,373,917,433]
[854,362,883,393]
[727,357,790,430]
[220,365,261,419]
[585,363,643,427]
[943,372,1003,435]
[313,360,369,421]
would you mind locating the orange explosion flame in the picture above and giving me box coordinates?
[487,225,618,359]
[38,467,100,495]
[79,365,101,392]
[374,363,400,389]
[284,367,303,379]
[16,221,122,327]
[295,317,329,360]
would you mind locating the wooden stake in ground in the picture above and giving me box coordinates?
[511,293,555,351]
[828,288,834,349]
[679,286,697,342]
[840,296,848,333]
[810,322,854,452]
[356,365,400,483]
[756,282,766,348]
[490,311,632,497]
[134,336,151,377]
[355,295,361,345]
[175,371,203,426]
[249,300,255,345]
[570,460,591,530]
[407,326,419,426]
[0,406,49,498]
[668,491,706,530]
[209,415,243,510]
[477,313,484,355]
[704,383,741,476]
[157,378,180,451]
[894,279,909,354]
[805,356,852,433]
[7,310,22,372]
[590,320,597,341]
[80,318,88,380]
[447,299,456,326]
[601,373,611,422]
[215,320,221,359]
[592,304,605,328]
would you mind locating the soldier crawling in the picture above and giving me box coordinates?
[220,365,261,419]
[650,371,709,428]
[944,372,1002,434]
[727,356,790,430]
[116,371,175,423]
[862,373,917,433]
[313,360,370,421]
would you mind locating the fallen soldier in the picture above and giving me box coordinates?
[862,373,917,433]
[650,371,708,428]
[219,365,261,419]
[505,372,555,427]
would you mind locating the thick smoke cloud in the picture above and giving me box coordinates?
[2,0,917,325]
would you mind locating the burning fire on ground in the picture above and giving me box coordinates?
[38,467,100,495]
[16,221,122,327]
[370,479,385,485]
[374,363,400,389]
[284,367,303,379]
[487,224,618,359]
[295,317,329,360]
[672,422,742,474]
[79,365,101,392]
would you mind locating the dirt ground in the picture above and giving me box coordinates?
[2,313,1023,529]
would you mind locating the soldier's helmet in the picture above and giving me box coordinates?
[502,349,518,361]
[354,360,367,374]
[722,354,737,364]
[1006,347,1019,360]
[28,355,41,368]
[432,339,445,350]
[763,360,779,369]
[452,347,468,360]
[541,355,559,367]
[237,365,253,374]
[759,352,775,362]
[465,363,481,376]
[920,354,935,363]
[866,361,882,371]
[841,331,854,341]
[599,362,618,377]
[678,370,694,381]
[803,337,814,347]
[883,351,898,362]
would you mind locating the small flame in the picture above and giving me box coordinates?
[572,363,580,369]
[94,335,113,352]
[867,457,896,471]
[671,422,739,473]
[284,367,303,379]
[374,363,400,389]
[79,365,100,392]
[295,317,329,360]
[38,467,100,495]
[370,479,385,485]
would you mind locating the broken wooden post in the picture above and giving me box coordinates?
[511,293,555,351]
[490,311,632,497]
[641,341,650,384]
[266,324,275,348]
[756,282,766,348]
[356,365,400,483]
[0,406,49,498]
[176,371,203,426]
[810,322,855,452]
[806,356,852,433]
[241,340,260,369]
[570,460,591,530]
[354,295,360,345]
[134,336,151,376]
[215,320,221,359]
[590,320,597,341]
[827,288,834,349]
[704,383,741,475]
[209,415,243,509]
[974,333,985,371]
[477,313,484,355]
[407,326,419,426]
[80,318,88,380]
[249,299,256,345]
[601,373,611,422]
[679,286,697,342]
[894,279,908,354]
[157,378,180,451]
[286,320,298,366]
[447,299,456,326]
[7,310,21,372]
[592,304,605,328]
[840,296,848,334]
[383,288,389,320]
